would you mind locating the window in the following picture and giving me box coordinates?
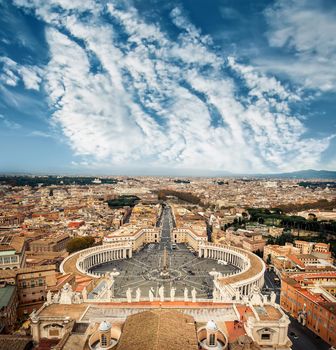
[49,329,59,337]
[261,333,271,340]
[101,334,107,346]
[209,334,215,346]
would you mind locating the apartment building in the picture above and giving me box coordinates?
[226,228,266,253]
[0,265,58,316]
[0,235,26,270]
[0,284,18,333]
[29,234,70,253]
[281,272,336,347]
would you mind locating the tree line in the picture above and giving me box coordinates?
[66,236,96,254]
[248,208,336,235]
[157,190,204,206]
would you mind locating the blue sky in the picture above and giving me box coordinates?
[0,0,335,175]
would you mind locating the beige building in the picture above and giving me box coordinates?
[29,234,70,253]
[172,227,207,251]
[226,229,266,253]
[294,240,330,254]
[264,241,334,274]
[0,235,26,270]
[263,243,300,264]
[103,225,161,251]
[0,265,58,316]
[0,284,18,333]
[29,287,291,350]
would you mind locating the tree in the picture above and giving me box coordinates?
[66,236,96,254]
[266,254,272,265]
[255,249,263,258]
[275,232,294,245]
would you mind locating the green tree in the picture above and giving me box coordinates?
[255,249,263,258]
[66,236,96,254]
[266,254,272,265]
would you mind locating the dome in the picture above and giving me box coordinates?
[99,320,111,332]
[206,320,218,332]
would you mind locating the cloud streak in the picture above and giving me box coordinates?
[10,0,332,173]
[262,0,336,92]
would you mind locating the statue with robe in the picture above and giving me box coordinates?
[149,287,155,302]
[191,288,197,303]
[159,285,164,302]
[126,288,132,303]
[136,288,141,302]
[170,287,176,302]
[184,287,189,302]
[47,290,52,304]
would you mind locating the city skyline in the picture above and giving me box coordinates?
[1,0,336,175]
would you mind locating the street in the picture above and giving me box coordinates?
[264,269,331,350]
[288,316,330,350]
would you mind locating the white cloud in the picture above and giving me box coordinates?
[0,114,21,129]
[262,0,336,91]
[0,56,42,90]
[10,0,332,173]
[29,130,52,138]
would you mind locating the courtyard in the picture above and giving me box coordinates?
[90,242,238,299]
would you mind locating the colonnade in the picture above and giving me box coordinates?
[199,246,248,270]
[78,247,132,272]
[199,243,265,299]
[69,242,133,277]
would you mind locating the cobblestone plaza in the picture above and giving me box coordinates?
[90,242,239,298]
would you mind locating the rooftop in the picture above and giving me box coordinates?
[0,285,16,308]
[0,336,32,350]
[115,309,198,350]
[0,265,56,280]
[253,305,283,321]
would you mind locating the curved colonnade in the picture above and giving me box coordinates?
[199,242,265,299]
[60,242,132,278]
[61,241,265,300]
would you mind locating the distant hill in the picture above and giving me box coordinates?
[253,169,336,179]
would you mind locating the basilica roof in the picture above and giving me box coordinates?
[115,309,198,350]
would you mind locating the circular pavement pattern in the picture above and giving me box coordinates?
[90,243,239,299]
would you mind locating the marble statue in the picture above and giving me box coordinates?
[73,292,82,304]
[106,275,113,289]
[149,287,155,302]
[106,288,112,301]
[46,290,52,304]
[30,309,38,322]
[170,287,176,302]
[159,285,165,302]
[59,283,73,305]
[135,288,141,302]
[126,288,132,303]
[213,288,219,301]
[191,288,197,303]
[53,291,60,303]
[82,287,87,301]
[270,291,276,304]
[184,287,189,302]
[263,294,268,304]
